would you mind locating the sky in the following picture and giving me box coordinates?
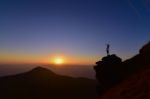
[0,0,150,65]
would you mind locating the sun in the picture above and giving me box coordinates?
[53,57,64,65]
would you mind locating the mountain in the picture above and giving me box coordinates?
[100,68,150,99]
[97,41,150,99]
[0,67,96,99]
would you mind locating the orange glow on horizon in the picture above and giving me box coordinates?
[48,56,65,65]
[0,52,97,65]
[53,57,64,65]
[44,54,99,65]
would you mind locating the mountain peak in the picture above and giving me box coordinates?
[32,66,50,71]
[0,66,96,99]
[28,66,56,75]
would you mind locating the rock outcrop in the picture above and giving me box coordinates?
[94,41,150,95]
[94,54,122,93]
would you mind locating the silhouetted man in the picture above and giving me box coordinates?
[106,44,110,56]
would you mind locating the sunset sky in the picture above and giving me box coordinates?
[0,0,150,65]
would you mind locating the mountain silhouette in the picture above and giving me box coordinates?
[0,66,96,99]
[95,41,150,98]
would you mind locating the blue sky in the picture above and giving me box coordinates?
[0,0,150,64]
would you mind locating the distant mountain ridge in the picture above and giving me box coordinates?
[0,66,96,99]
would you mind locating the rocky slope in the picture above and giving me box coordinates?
[97,41,150,99]
[100,68,150,99]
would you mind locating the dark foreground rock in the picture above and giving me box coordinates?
[94,41,150,98]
